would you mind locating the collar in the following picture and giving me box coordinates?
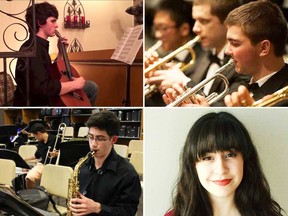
[86,148,118,174]
[250,71,277,87]
[211,45,227,61]
[36,35,49,49]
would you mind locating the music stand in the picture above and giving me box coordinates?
[0,149,30,169]
[59,139,90,168]
[0,184,47,216]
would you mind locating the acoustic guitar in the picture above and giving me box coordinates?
[49,30,90,106]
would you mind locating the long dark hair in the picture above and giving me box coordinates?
[172,112,283,216]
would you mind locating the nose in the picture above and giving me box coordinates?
[225,43,232,56]
[192,20,201,35]
[213,156,228,175]
[154,30,163,40]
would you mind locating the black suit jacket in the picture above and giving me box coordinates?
[250,63,288,106]
[185,49,250,106]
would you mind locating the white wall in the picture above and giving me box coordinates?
[144,108,288,216]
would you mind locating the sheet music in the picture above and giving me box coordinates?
[111,25,143,65]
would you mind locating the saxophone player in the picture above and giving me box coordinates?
[69,111,141,216]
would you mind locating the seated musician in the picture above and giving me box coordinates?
[145,0,250,107]
[24,123,60,189]
[164,0,288,107]
[69,111,141,216]
[145,0,198,106]
[13,2,98,106]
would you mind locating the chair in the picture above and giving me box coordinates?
[0,159,16,187]
[78,126,88,138]
[18,145,37,166]
[40,164,73,215]
[129,151,143,178]
[114,144,129,158]
[128,140,143,156]
[64,127,74,141]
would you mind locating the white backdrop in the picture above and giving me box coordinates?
[144,108,288,216]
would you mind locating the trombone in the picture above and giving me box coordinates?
[166,59,234,107]
[43,122,66,165]
[145,36,200,98]
[251,86,288,107]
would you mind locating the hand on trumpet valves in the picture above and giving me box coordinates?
[145,67,191,93]
[224,85,254,107]
[144,49,159,69]
[163,82,209,107]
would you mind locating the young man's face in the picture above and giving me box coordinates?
[38,17,58,38]
[192,4,227,52]
[33,131,43,142]
[225,25,262,78]
[87,127,117,159]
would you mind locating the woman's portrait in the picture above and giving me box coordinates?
[145,108,288,216]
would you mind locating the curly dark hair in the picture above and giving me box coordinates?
[172,112,284,216]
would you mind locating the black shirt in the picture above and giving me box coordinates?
[79,148,141,216]
[14,35,61,106]
[34,134,61,164]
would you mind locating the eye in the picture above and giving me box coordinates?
[225,152,237,158]
[202,156,212,161]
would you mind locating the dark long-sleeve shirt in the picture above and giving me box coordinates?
[79,148,142,216]
[14,35,61,106]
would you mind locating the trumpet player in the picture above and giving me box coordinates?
[145,0,198,106]
[24,123,61,189]
[164,1,288,107]
[224,0,288,107]
[69,111,141,216]
[146,0,250,106]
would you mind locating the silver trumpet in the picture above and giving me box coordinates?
[166,59,234,107]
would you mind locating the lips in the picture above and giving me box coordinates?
[213,179,232,186]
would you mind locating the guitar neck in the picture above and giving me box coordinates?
[56,31,73,80]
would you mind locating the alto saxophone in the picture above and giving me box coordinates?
[67,150,95,216]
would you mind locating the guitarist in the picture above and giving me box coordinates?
[14,2,98,106]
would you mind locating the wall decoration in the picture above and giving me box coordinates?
[64,0,90,29]
[68,38,83,52]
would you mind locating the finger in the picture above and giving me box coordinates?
[230,91,242,106]
[196,95,210,106]
[162,94,171,105]
[165,88,177,102]
[224,94,233,107]
[172,83,185,94]
[237,85,254,106]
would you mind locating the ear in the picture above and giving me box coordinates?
[179,23,191,37]
[111,135,118,144]
[259,40,271,57]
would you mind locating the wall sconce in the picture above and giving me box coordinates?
[64,0,90,29]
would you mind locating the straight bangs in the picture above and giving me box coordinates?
[187,113,250,162]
